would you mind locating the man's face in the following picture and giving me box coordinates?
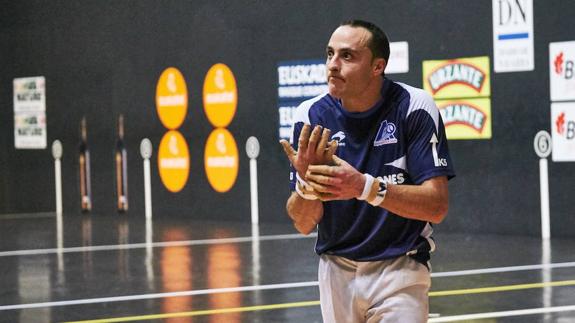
[326,25,381,101]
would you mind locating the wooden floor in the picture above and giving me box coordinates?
[0,213,574,322]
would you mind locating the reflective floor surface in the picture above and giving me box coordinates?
[0,213,574,322]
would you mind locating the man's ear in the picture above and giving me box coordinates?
[373,58,386,76]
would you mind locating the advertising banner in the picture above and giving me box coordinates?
[551,102,575,162]
[437,98,492,139]
[423,56,491,99]
[387,41,410,74]
[423,57,492,140]
[13,76,47,149]
[492,0,534,72]
[277,59,327,141]
[549,41,575,102]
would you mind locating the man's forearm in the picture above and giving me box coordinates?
[286,192,324,235]
[381,177,449,224]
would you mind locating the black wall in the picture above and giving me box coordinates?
[1,0,573,236]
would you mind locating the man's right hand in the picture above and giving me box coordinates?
[280,124,336,234]
[279,124,338,178]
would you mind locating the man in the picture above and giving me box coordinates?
[280,20,455,322]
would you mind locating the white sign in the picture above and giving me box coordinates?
[550,102,575,162]
[533,130,552,158]
[549,41,575,102]
[14,76,47,149]
[492,0,534,73]
[387,41,409,74]
[245,136,260,159]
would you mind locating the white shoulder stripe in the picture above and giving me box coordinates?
[289,93,328,144]
[397,82,440,131]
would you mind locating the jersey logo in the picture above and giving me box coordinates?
[430,133,448,167]
[374,120,397,146]
[331,131,346,146]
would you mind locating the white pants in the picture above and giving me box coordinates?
[318,254,431,323]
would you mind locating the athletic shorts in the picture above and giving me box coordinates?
[318,254,431,323]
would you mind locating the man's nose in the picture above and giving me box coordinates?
[327,57,340,71]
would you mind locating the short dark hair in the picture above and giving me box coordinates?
[340,20,390,62]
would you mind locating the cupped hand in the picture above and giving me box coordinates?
[280,124,338,177]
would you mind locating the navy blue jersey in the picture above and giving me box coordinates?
[289,78,455,265]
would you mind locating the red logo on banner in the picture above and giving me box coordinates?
[556,112,566,135]
[554,52,564,75]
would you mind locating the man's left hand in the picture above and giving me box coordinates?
[305,155,365,201]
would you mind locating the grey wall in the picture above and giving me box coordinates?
[1,0,573,236]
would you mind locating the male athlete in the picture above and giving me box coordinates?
[280,20,455,322]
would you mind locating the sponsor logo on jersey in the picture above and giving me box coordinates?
[331,131,346,146]
[440,103,486,133]
[374,120,397,146]
[381,173,405,185]
[428,62,485,95]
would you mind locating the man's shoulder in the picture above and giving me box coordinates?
[390,81,434,107]
[296,92,332,110]
[388,81,438,120]
[292,92,333,123]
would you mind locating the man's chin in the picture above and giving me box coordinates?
[328,86,342,99]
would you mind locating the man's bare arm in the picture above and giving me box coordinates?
[381,176,448,223]
[286,192,323,234]
[279,124,338,233]
[305,155,449,224]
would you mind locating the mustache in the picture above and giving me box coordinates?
[328,73,344,80]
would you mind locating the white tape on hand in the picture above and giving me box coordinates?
[357,173,375,201]
[295,173,318,200]
[368,177,387,207]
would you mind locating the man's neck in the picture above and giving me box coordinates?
[340,77,384,113]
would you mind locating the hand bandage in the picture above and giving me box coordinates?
[368,176,387,206]
[357,173,375,201]
[295,173,318,200]
[357,173,387,206]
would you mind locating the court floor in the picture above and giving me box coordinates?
[0,213,574,323]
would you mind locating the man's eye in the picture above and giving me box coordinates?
[343,53,352,60]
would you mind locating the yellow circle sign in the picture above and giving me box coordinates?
[156,67,188,130]
[203,63,237,128]
[158,130,190,192]
[204,128,239,192]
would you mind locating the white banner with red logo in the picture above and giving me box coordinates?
[551,102,575,162]
[550,41,575,102]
